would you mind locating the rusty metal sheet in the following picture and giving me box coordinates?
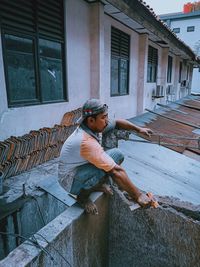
[129,95,200,157]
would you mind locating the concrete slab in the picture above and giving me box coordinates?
[37,176,76,207]
[119,134,200,205]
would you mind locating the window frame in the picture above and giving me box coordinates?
[187,26,195,32]
[179,61,182,83]
[167,55,173,83]
[173,28,180,33]
[2,30,41,107]
[1,0,67,108]
[147,45,158,83]
[110,27,130,97]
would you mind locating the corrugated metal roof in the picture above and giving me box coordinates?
[128,95,200,159]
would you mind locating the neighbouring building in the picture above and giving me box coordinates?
[160,1,200,94]
[0,0,199,141]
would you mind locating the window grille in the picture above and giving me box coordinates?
[111,27,130,96]
[167,56,173,83]
[147,45,158,83]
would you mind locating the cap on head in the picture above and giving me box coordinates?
[78,99,108,123]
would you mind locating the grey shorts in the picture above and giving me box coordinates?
[70,148,124,195]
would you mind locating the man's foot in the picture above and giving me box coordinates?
[137,192,159,208]
[78,197,98,215]
[77,190,98,215]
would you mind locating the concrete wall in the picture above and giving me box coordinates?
[1,188,200,267]
[0,194,66,260]
[0,193,109,267]
[109,191,200,267]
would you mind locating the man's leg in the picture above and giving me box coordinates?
[71,148,124,214]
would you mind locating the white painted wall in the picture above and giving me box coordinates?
[0,0,91,141]
[169,16,200,93]
[170,17,200,51]
[191,67,200,93]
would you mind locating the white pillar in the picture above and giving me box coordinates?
[137,33,148,114]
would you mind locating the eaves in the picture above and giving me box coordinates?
[105,0,197,62]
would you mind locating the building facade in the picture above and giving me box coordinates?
[0,0,198,141]
[160,7,200,94]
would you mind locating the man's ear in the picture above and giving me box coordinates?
[87,116,95,125]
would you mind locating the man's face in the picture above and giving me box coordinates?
[89,111,108,132]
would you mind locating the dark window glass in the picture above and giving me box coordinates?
[147,46,158,83]
[1,0,66,107]
[167,56,173,83]
[119,59,129,95]
[187,26,195,32]
[4,34,38,105]
[173,28,180,33]
[39,39,64,102]
[111,58,119,95]
[111,27,130,96]
[179,62,182,83]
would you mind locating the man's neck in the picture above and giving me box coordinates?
[80,123,100,142]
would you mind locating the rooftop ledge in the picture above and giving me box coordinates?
[0,134,200,266]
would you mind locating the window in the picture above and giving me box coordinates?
[186,65,190,80]
[111,27,130,96]
[173,28,180,33]
[167,56,173,83]
[187,26,195,32]
[179,62,182,83]
[147,46,158,83]
[1,0,66,107]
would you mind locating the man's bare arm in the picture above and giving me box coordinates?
[109,164,153,207]
[115,119,153,137]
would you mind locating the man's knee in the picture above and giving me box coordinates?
[106,148,124,165]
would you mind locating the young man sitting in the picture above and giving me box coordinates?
[58,99,156,214]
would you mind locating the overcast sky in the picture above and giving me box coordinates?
[144,0,195,15]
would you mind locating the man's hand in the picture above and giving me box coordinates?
[139,127,153,137]
[137,192,158,208]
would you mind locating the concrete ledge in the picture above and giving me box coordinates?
[0,192,109,267]
[109,190,200,267]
